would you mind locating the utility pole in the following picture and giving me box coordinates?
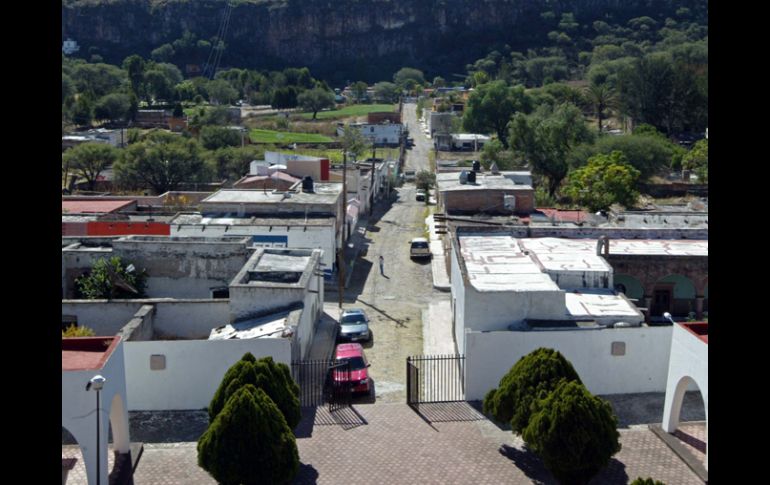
[338,151,347,309]
[370,156,376,215]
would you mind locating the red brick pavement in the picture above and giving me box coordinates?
[62,403,705,484]
[674,422,708,466]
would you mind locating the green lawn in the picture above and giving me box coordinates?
[249,129,333,144]
[298,104,396,120]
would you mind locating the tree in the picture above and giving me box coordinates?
[340,125,367,161]
[207,79,239,105]
[564,151,641,211]
[584,83,618,133]
[522,381,621,485]
[568,133,680,180]
[207,145,264,181]
[373,81,400,103]
[75,256,147,300]
[271,86,300,109]
[208,353,301,430]
[432,76,446,88]
[463,81,533,147]
[122,55,146,98]
[415,170,436,192]
[681,138,708,182]
[483,348,582,433]
[71,63,127,98]
[63,142,119,191]
[297,87,335,119]
[509,102,593,196]
[94,93,132,124]
[393,67,425,90]
[351,81,368,103]
[200,126,242,150]
[71,96,94,126]
[62,325,96,337]
[115,131,210,193]
[198,385,299,485]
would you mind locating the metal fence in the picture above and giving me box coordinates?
[291,359,352,411]
[406,354,465,406]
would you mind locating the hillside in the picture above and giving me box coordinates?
[62,0,707,83]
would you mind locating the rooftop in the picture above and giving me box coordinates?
[62,199,134,214]
[208,309,297,340]
[681,322,708,344]
[171,213,336,227]
[202,185,342,207]
[61,337,120,371]
[436,172,533,192]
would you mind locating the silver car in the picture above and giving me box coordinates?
[338,308,371,342]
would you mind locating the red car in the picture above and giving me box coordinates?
[333,343,371,395]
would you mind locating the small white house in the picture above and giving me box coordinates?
[338,122,404,146]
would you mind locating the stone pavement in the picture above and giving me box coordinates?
[422,298,455,355]
[64,402,705,484]
[426,214,451,291]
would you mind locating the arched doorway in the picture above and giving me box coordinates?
[651,274,696,318]
[663,375,708,471]
[614,274,644,301]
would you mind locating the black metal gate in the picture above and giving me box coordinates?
[291,359,352,411]
[406,354,465,407]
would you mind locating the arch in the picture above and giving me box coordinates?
[109,392,131,454]
[651,274,697,317]
[614,274,644,300]
[663,374,708,468]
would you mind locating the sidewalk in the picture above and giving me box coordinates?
[426,214,450,291]
[325,215,370,294]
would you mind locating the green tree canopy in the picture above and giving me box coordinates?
[350,81,368,103]
[63,142,119,191]
[198,384,299,485]
[71,63,127,98]
[207,145,264,181]
[297,87,335,119]
[75,256,147,300]
[463,81,534,147]
[564,151,641,211]
[115,131,210,193]
[340,125,367,161]
[207,79,239,105]
[568,133,680,180]
[208,353,301,430]
[483,348,582,433]
[393,67,425,89]
[522,381,621,485]
[94,93,132,124]
[200,126,242,150]
[373,81,400,103]
[415,170,436,192]
[681,138,708,182]
[71,96,94,126]
[509,102,593,196]
[271,86,300,109]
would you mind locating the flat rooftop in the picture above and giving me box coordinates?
[436,172,533,192]
[202,185,341,206]
[62,199,134,214]
[62,337,120,371]
[209,310,295,340]
[565,290,642,320]
[520,237,708,257]
[171,213,336,226]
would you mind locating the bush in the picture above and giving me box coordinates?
[62,325,96,337]
[630,479,666,485]
[523,381,621,485]
[483,348,581,433]
[198,384,299,485]
[209,353,301,429]
[75,256,147,300]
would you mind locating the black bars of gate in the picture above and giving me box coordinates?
[327,360,352,412]
[406,354,465,406]
[291,359,332,407]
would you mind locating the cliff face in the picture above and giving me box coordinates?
[61,0,693,81]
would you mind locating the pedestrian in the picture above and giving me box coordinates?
[379,255,384,276]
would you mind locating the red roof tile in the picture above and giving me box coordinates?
[62,199,134,214]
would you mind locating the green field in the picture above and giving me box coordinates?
[249,129,333,144]
[298,104,396,120]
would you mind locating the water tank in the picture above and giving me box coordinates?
[467,170,476,183]
[459,170,468,184]
[472,160,481,172]
[301,176,314,193]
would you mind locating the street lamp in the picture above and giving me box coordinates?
[86,375,107,485]
[663,312,676,325]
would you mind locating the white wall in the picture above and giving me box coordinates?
[465,325,673,400]
[451,247,466,353]
[123,338,291,410]
[172,224,335,276]
[464,288,566,331]
[62,301,144,336]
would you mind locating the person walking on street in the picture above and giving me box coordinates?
[379,255,385,276]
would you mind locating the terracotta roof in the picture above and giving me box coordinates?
[62,199,134,214]
[62,337,121,371]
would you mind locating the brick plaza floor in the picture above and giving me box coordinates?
[63,402,705,484]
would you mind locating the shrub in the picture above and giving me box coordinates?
[209,354,301,429]
[75,256,147,300]
[630,479,666,485]
[483,348,581,433]
[523,381,621,485]
[62,325,95,337]
[198,384,299,485]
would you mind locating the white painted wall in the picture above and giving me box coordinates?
[145,277,229,299]
[450,246,466,353]
[62,301,144,335]
[172,224,335,275]
[123,339,291,410]
[465,325,674,400]
[464,287,566,331]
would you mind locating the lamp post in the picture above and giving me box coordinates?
[86,375,107,485]
[663,312,676,326]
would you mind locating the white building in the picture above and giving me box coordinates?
[62,38,80,55]
[338,122,404,146]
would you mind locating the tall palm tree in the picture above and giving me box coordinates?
[584,83,618,133]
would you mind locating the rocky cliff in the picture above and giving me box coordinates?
[62,0,700,82]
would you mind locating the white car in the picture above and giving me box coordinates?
[410,238,431,259]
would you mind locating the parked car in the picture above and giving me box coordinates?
[410,237,431,259]
[403,170,416,182]
[338,308,371,342]
[415,189,427,201]
[333,343,371,395]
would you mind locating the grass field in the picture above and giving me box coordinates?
[249,129,333,144]
[298,104,396,120]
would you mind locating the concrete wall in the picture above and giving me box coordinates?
[465,325,674,399]
[451,246,466,353]
[62,245,113,298]
[61,299,231,340]
[464,287,566,331]
[172,224,335,275]
[123,338,291,410]
[443,189,535,215]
